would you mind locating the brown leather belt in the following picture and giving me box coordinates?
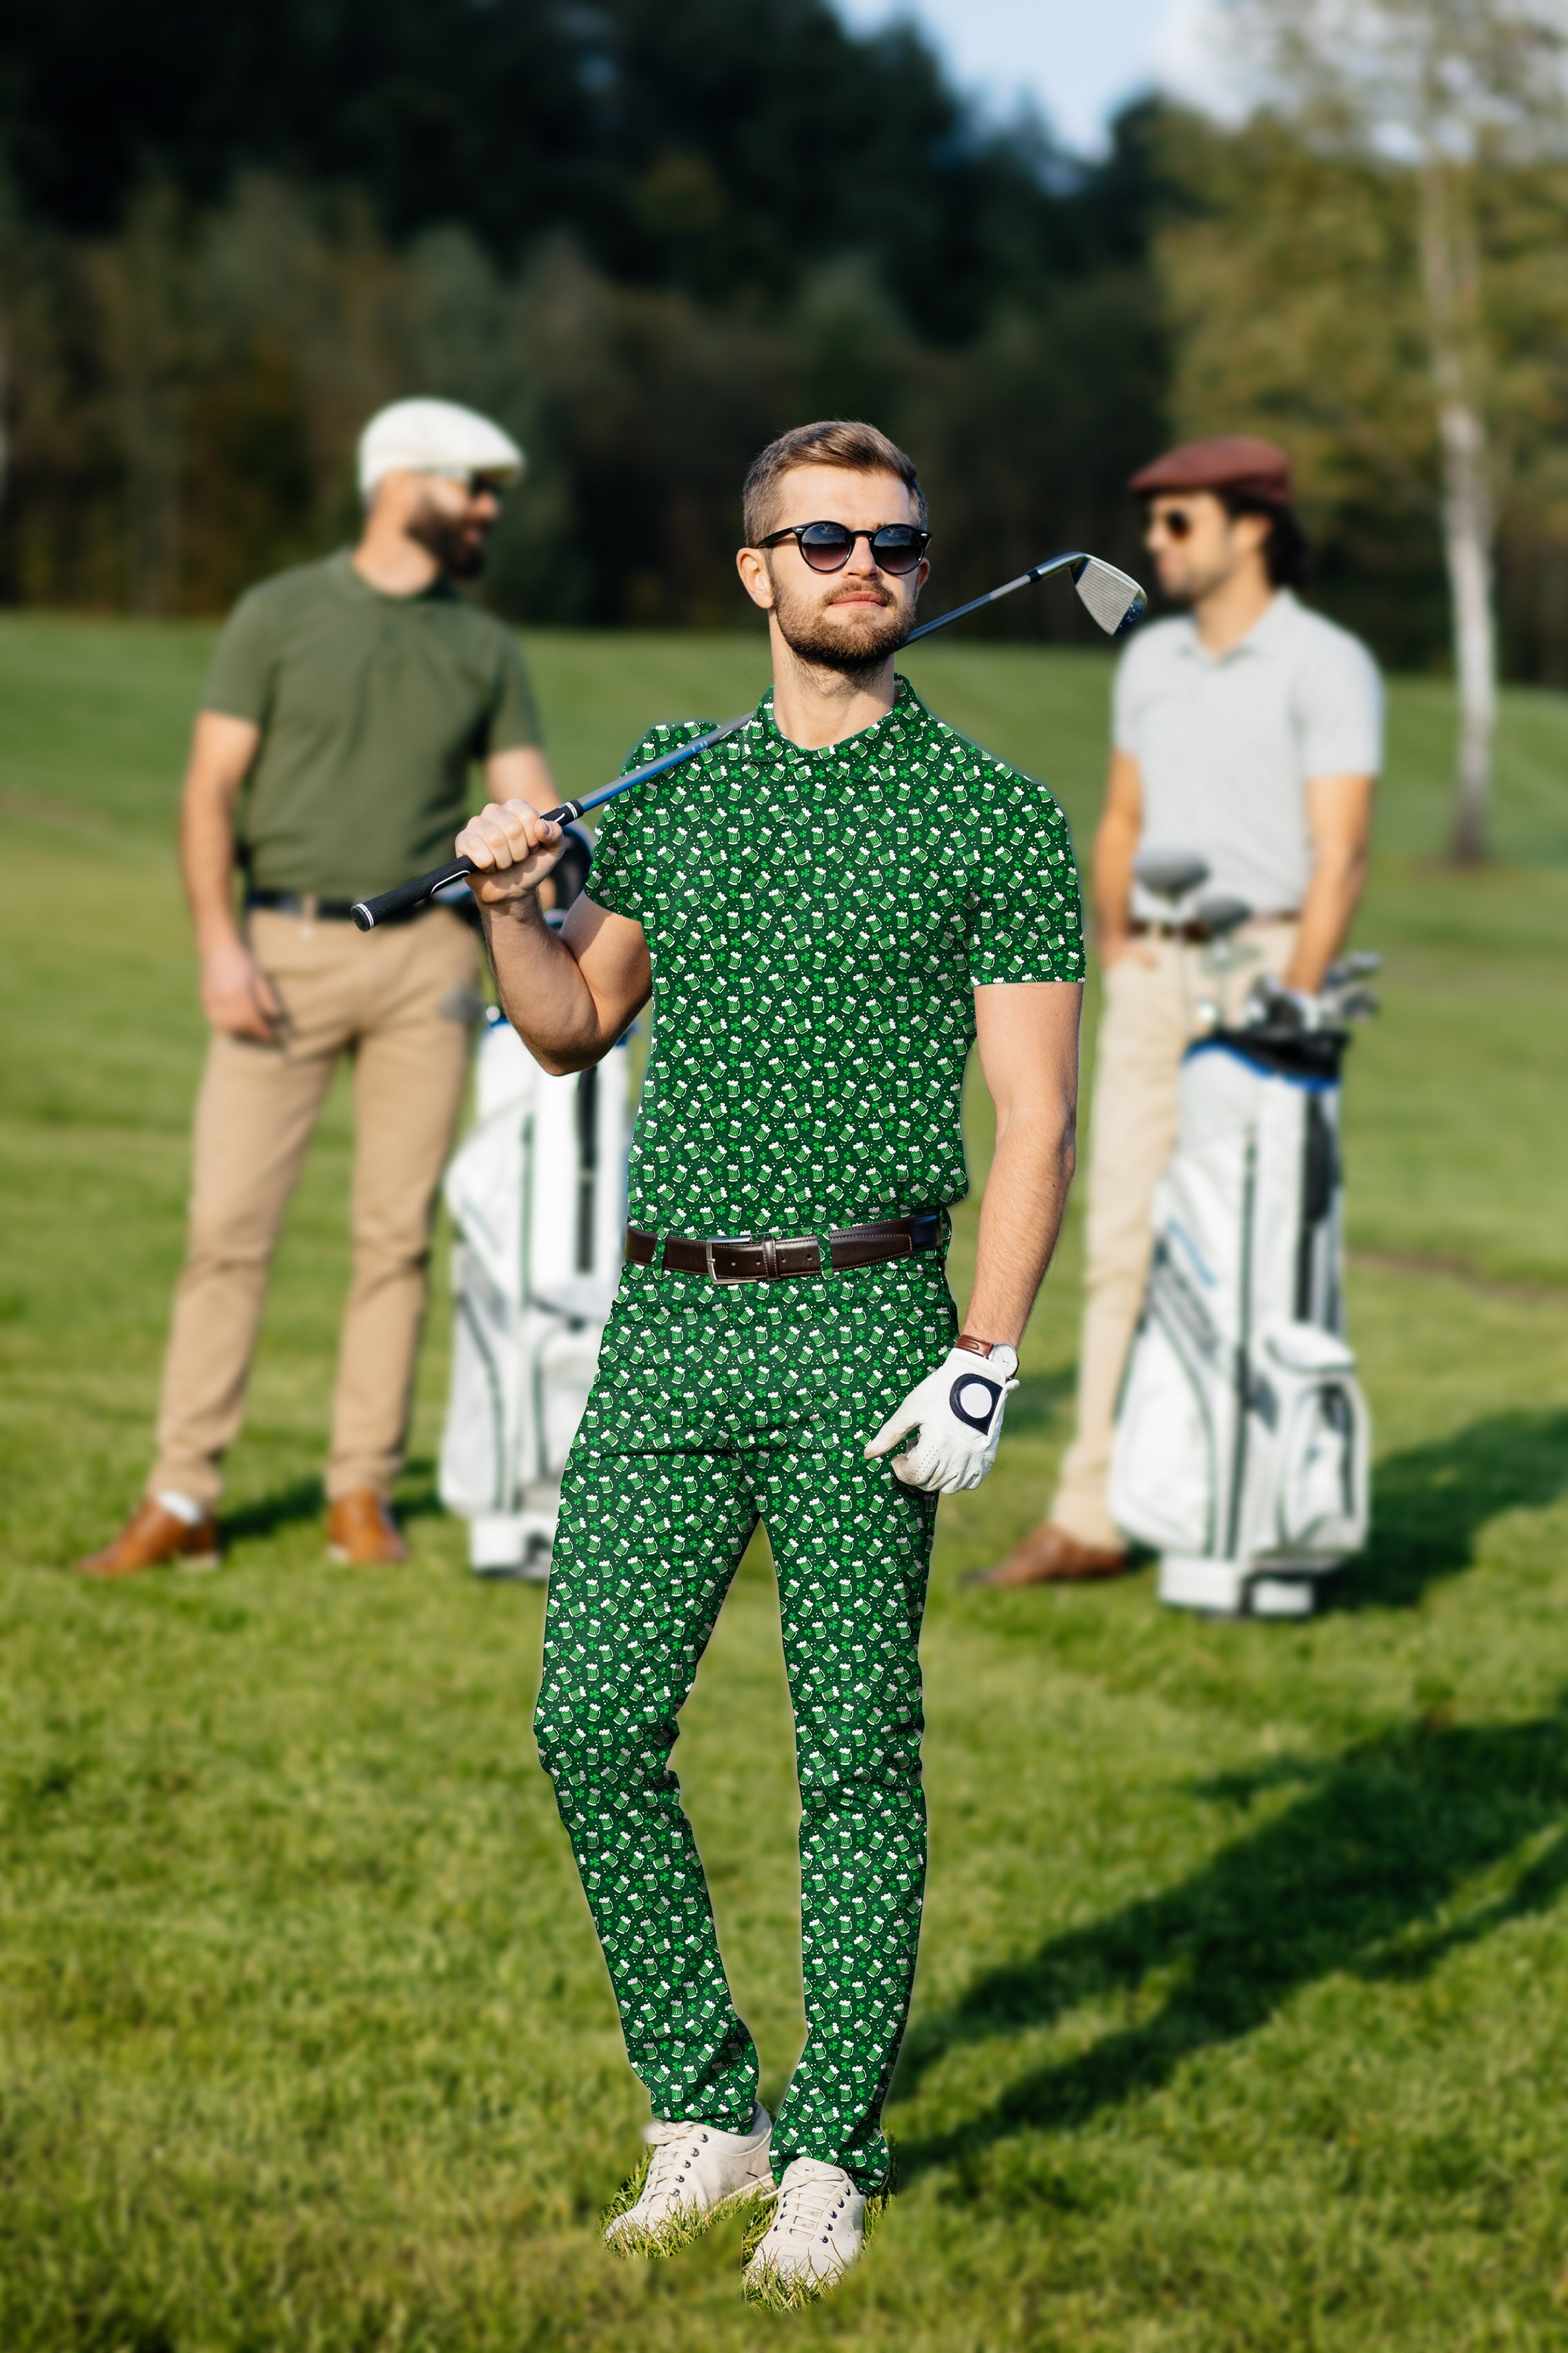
[627,1210,943,1283]
[1130,912,1299,944]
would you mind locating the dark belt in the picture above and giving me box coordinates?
[1130,912,1298,944]
[627,1210,943,1283]
[247,890,364,923]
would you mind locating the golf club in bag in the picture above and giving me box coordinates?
[1108,872,1380,1619]
[348,549,1146,932]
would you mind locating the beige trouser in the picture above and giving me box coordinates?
[149,906,479,1511]
[1049,920,1299,1551]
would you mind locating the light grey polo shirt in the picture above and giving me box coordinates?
[1113,590,1383,921]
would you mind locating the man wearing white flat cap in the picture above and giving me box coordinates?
[80,398,559,1578]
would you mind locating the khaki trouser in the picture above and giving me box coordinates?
[1050,920,1299,1552]
[149,906,479,1511]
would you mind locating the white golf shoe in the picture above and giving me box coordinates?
[742,2156,867,2305]
[603,2104,773,2257]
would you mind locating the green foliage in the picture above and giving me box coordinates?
[0,162,1167,630]
[1156,98,1568,683]
[0,0,1090,334]
[0,3,1173,632]
[6,623,1568,2344]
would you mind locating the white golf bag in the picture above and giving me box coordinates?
[439,1008,629,1576]
[1108,1026,1370,1617]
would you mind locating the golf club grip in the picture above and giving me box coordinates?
[350,798,586,930]
[351,859,474,930]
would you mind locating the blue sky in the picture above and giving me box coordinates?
[832,0,1233,155]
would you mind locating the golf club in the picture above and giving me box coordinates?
[350,546,1148,930]
[1133,848,1211,906]
[906,550,1146,645]
[351,714,756,930]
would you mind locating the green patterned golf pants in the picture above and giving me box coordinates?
[533,1249,954,2194]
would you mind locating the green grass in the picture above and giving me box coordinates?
[3,616,1568,2347]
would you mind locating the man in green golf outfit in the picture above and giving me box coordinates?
[455,420,1084,2303]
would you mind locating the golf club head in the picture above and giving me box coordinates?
[1324,950,1382,986]
[1193,892,1253,939]
[1134,847,1211,903]
[1070,556,1146,637]
[1244,974,1300,1031]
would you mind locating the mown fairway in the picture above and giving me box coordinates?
[3,616,1568,2351]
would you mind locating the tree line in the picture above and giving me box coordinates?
[1,0,1566,765]
[0,0,1165,636]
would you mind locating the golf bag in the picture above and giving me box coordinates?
[439,1008,629,1576]
[1108,1024,1370,1617]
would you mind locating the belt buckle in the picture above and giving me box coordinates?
[705,1236,756,1285]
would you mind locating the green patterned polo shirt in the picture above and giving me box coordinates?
[587,675,1084,1238]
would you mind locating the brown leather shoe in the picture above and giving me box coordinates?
[967,1521,1130,1588]
[326,1491,409,1566]
[76,1498,219,1579]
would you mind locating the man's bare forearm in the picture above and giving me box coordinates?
[1092,751,1144,957]
[963,1105,1077,1348]
[1285,848,1367,993]
[181,785,244,952]
[482,894,622,1074]
[1092,812,1137,948]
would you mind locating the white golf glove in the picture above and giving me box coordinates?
[865,1343,1020,1494]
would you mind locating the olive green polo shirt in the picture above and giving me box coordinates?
[202,551,542,901]
[587,676,1084,1238]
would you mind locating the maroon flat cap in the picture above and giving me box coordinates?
[1128,435,1293,506]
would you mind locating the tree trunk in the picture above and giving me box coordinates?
[1418,153,1497,865]
[1438,391,1496,864]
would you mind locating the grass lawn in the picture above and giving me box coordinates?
[3,616,1568,2349]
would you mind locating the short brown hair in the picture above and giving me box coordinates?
[742,420,927,547]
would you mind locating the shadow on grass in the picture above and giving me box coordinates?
[1349,1409,1568,1610]
[393,1456,449,1527]
[892,1701,1568,2190]
[218,1478,324,1546]
[219,1457,448,1548]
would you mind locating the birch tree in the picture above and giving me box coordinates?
[1223,0,1568,861]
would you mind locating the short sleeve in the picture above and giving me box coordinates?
[1297,627,1384,777]
[484,632,544,752]
[586,719,715,924]
[201,587,280,725]
[966,759,1086,986]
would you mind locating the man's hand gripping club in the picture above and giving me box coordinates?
[455,796,656,1078]
[456,797,570,908]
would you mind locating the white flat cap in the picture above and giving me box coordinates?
[358,398,525,498]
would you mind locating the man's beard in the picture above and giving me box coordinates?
[1165,554,1235,609]
[770,574,912,674]
[408,506,489,580]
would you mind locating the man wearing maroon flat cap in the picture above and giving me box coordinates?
[979,433,1382,1588]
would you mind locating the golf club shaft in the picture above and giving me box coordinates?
[354,549,1116,930]
[904,551,1082,644]
[349,714,752,929]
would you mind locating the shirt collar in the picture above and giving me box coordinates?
[754,671,925,752]
[1175,588,1297,665]
[329,548,455,607]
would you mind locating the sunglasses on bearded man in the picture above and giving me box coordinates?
[423,467,518,498]
[756,520,931,576]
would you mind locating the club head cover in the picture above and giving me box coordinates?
[865,1345,1021,1494]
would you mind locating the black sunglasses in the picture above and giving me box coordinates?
[1148,505,1196,540]
[757,520,930,575]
